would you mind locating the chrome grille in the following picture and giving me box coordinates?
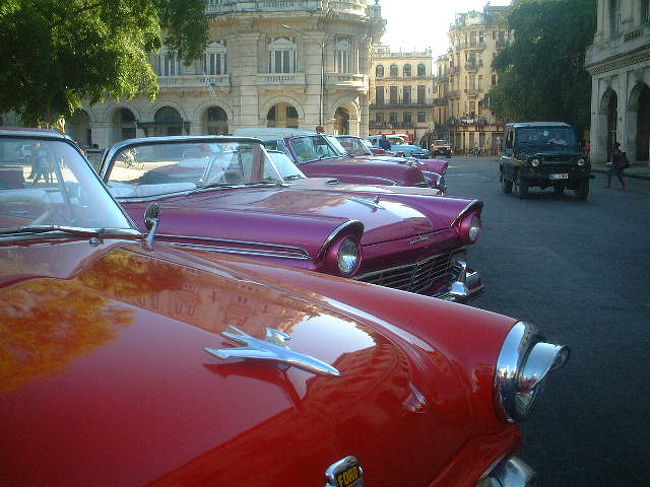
[355,252,452,293]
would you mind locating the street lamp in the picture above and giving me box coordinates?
[282,24,326,128]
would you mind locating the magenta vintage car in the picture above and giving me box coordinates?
[233,127,447,192]
[337,135,448,192]
[98,136,483,302]
[1,127,569,486]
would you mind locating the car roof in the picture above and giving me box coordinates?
[0,126,69,140]
[506,122,572,129]
[232,127,318,139]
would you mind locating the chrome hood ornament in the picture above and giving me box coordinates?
[205,326,341,377]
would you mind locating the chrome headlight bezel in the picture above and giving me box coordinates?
[577,157,586,166]
[494,322,570,422]
[530,158,541,167]
[336,237,360,276]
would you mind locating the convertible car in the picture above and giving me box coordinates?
[1,127,569,486]
[98,136,483,301]
[233,127,447,192]
[337,135,448,192]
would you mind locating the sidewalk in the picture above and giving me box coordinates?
[591,161,650,180]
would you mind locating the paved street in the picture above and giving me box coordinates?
[445,156,650,486]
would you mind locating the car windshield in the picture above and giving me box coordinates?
[267,151,306,180]
[0,135,133,235]
[287,135,344,162]
[104,139,285,198]
[516,127,577,150]
[336,136,373,157]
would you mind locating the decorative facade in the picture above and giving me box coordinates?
[368,45,435,143]
[65,1,385,149]
[585,0,650,164]
[432,5,510,154]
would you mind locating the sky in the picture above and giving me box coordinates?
[378,0,513,57]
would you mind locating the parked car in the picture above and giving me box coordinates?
[0,126,570,487]
[392,143,432,159]
[98,136,483,301]
[336,135,447,193]
[233,127,444,191]
[499,122,594,199]
[432,139,453,157]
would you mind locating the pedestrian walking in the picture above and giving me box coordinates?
[605,142,628,190]
[31,142,51,184]
[378,134,391,151]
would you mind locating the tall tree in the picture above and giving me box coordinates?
[487,0,597,128]
[0,0,207,127]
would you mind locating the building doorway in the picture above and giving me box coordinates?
[635,83,650,162]
[266,103,299,128]
[334,107,350,135]
[204,106,228,135]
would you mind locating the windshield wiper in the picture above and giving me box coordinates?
[0,225,139,238]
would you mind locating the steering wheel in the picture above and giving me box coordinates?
[0,195,54,225]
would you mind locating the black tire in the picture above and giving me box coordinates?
[575,180,589,200]
[515,173,529,198]
[501,172,513,193]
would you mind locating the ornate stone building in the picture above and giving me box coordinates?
[368,45,435,143]
[432,5,510,154]
[585,0,650,164]
[65,1,385,148]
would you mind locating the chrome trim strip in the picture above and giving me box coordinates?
[159,233,312,260]
[482,457,536,487]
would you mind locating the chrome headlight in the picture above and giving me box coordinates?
[458,212,481,244]
[495,322,570,422]
[530,158,541,167]
[577,157,586,166]
[337,237,360,275]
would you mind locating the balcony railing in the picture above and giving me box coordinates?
[371,101,434,109]
[158,74,231,89]
[255,73,306,85]
[326,73,367,88]
[204,0,367,16]
[370,121,416,130]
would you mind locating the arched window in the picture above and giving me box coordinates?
[334,39,351,73]
[268,37,296,74]
[417,63,426,76]
[403,64,412,77]
[204,41,227,75]
[376,65,384,77]
[390,64,398,77]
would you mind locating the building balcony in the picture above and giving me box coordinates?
[204,0,367,16]
[465,88,482,98]
[370,121,416,130]
[325,73,367,90]
[447,90,461,99]
[464,61,483,72]
[370,102,434,109]
[433,98,448,106]
[158,74,231,91]
[255,73,306,86]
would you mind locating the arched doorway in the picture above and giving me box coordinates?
[266,103,299,128]
[635,84,650,162]
[334,107,350,135]
[154,107,183,136]
[112,108,137,143]
[204,106,228,135]
[68,110,91,146]
[601,89,618,159]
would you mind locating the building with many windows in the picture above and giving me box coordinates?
[585,0,650,164]
[62,1,385,148]
[368,45,435,143]
[432,5,510,154]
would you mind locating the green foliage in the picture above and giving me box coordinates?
[0,0,207,127]
[488,0,597,128]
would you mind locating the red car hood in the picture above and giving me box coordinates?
[119,186,460,249]
[0,240,513,486]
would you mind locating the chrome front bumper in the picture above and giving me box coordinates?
[435,261,484,303]
[477,457,536,487]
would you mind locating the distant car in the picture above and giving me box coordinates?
[1,126,570,487]
[499,122,594,199]
[392,143,431,159]
[98,136,483,301]
[336,135,447,193]
[431,139,453,157]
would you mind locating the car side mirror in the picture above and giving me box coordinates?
[144,203,160,250]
